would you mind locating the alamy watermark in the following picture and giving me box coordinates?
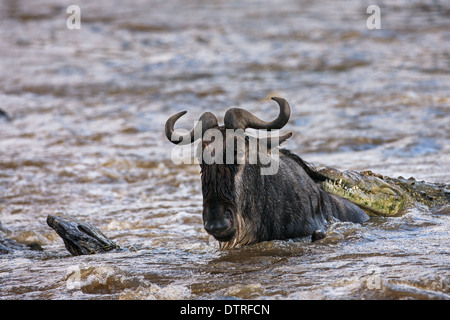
[65,264,385,293]
[65,264,116,290]
[169,124,281,176]
[66,5,81,30]
[63,3,381,174]
[366,5,381,30]
[65,4,381,31]
[337,265,384,291]
[65,265,81,290]
[365,265,382,290]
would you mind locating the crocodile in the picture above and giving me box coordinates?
[319,167,450,216]
[0,215,122,255]
[0,215,123,256]
[46,215,122,256]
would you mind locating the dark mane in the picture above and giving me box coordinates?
[200,163,237,205]
[279,148,327,182]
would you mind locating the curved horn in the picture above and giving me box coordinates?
[165,111,218,145]
[224,97,290,130]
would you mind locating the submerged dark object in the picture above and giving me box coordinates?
[47,214,120,256]
[311,229,326,242]
[0,221,43,254]
[0,108,11,121]
[0,238,43,254]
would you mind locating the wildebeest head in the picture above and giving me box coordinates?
[165,97,292,245]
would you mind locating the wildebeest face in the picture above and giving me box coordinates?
[202,198,236,241]
[200,134,240,242]
[199,126,250,242]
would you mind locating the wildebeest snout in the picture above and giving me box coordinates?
[203,202,234,241]
[204,219,230,234]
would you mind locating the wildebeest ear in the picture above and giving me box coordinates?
[278,132,292,145]
[246,132,292,150]
[264,132,292,149]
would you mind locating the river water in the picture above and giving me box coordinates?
[0,0,449,300]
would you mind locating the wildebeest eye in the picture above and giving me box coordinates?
[225,210,232,219]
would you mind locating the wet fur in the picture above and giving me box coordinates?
[200,128,369,248]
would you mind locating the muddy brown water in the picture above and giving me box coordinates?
[0,0,449,299]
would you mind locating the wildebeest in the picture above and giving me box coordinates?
[165,97,369,248]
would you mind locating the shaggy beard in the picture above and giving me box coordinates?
[218,214,257,250]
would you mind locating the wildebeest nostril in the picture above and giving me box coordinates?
[204,219,230,234]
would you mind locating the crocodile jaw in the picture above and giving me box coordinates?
[322,179,407,216]
[47,215,118,255]
[319,167,408,216]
